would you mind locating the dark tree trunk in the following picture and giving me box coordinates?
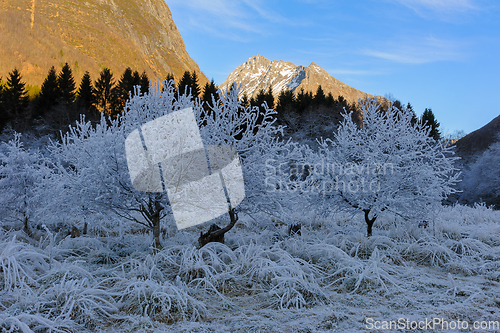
[152,208,162,251]
[198,208,238,248]
[363,209,377,237]
[143,195,163,251]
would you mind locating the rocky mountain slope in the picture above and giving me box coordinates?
[0,0,207,88]
[220,55,379,103]
[455,114,500,156]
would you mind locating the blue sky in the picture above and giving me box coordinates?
[166,0,499,135]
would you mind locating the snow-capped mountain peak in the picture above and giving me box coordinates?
[220,55,377,103]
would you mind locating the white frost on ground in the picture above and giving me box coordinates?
[1,204,499,332]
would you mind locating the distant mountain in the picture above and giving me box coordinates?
[455,114,500,156]
[0,0,207,87]
[220,55,380,103]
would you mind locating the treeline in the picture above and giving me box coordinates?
[0,66,216,134]
[0,64,151,133]
[0,64,441,141]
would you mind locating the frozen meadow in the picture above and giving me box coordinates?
[1,83,499,332]
[1,205,500,332]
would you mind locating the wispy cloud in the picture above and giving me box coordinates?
[167,0,297,41]
[394,0,478,12]
[362,36,468,64]
[390,0,480,19]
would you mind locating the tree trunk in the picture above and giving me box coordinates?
[363,209,377,237]
[152,211,162,251]
[198,208,238,248]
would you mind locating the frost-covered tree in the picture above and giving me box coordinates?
[316,99,460,236]
[459,138,500,207]
[0,133,53,235]
[49,80,289,249]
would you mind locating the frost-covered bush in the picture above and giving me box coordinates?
[0,133,54,234]
[460,139,500,207]
[38,275,119,328]
[313,99,461,236]
[235,243,326,308]
[157,242,237,290]
[116,277,206,323]
[0,235,51,293]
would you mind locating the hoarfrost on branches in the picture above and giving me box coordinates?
[315,99,461,236]
[48,81,294,247]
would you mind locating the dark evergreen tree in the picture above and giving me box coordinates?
[58,63,76,104]
[421,108,441,141]
[325,92,335,107]
[264,86,274,110]
[406,102,418,124]
[177,71,192,96]
[140,71,149,95]
[111,67,135,116]
[190,71,200,98]
[132,70,141,88]
[35,66,60,116]
[94,68,115,116]
[76,71,95,112]
[276,89,294,114]
[295,88,312,113]
[392,99,403,111]
[313,85,326,106]
[164,73,176,95]
[201,79,218,110]
[337,95,348,109]
[4,68,29,119]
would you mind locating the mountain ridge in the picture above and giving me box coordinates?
[0,0,208,87]
[455,114,500,156]
[220,55,381,104]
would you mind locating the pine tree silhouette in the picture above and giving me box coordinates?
[190,71,200,98]
[35,66,60,117]
[132,70,141,90]
[313,85,326,106]
[276,89,294,114]
[76,71,96,119]
[178,71,192,96]
[201,79,218,109]
[58,63,76,104]
[406,102,418,124]
[264,86,274,110]
[164,73,176,95]
[4,68,28,120]
[140,71,149,95]
[111,67,135,117]
[94,68,115,116]
[421,108,441,141]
